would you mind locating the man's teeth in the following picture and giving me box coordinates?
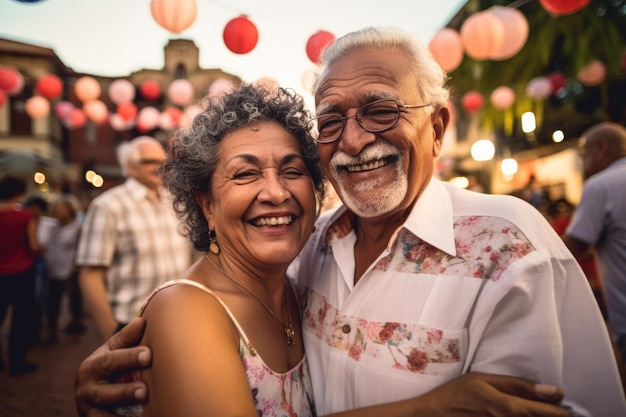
[254,215,293,226]
[346,159,386,172]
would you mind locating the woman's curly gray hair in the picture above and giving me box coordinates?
[162,83,326,252]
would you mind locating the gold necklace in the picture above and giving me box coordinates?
[204,254,296,346]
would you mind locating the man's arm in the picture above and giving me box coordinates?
[79,266,118,340]
[562,234,591,259]
[75,318,151,417]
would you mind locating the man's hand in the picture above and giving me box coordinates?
[75,317,151,417]
[418,372,569,417]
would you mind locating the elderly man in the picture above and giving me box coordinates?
[77,136,194,340]
[563,122,626,362]
[74,28,624,417]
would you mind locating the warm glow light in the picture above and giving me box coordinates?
[85,170,96,183]
[449,176,470,189]
[552,130,565,143]
[471,139,495,161]
[501,158,519,176]
[33,171,46,184]
[521,112,536,133]
[92,174,104,188]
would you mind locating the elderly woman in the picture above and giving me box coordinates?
[116,84,324,417]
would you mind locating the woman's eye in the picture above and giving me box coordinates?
[233,170,259,180]
[282,169,306,179]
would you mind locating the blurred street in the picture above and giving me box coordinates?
[0,304,100,417]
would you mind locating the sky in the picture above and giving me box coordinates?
[0,0,465,102]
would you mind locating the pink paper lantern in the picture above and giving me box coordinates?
[306,30,335,64]
[0,90,5,108]
[83,99,109,124]
[428,28,464,72]
[460,11,505,60]
[223,15,259,54]
[167,79,194,106]
[461,91,484,113]
[110,113,134,131]
[108,79,136,105]
[116,102,138,121]
[36,74,63,100]
[526,77,553,99]
[539,0,590,16]
[150,0,198,33]
[577,60,606,86]
[25,96,50,119]
[490,86,516,110]
[139,80,162,101]
[163,106,182,127]
[74,76,101,103]
[208,78,235,98]
[489,7,529,60]
[0,67,24,95]
[54,101,75,120]
[137,106,160,132]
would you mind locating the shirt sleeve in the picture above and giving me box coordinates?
[566,180,607,246]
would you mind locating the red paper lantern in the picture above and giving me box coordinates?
[150,0,198,33]
[66,108,87,129]
[223,15,259,55]
[461,91,484,113]
[36,74,63,100]
[547,72,567,94]
[0,67,24,95]
[117,102,138,121]
[25,96,50,119]
[489,7,529,60]
[306,30,335,64]
[0,90,5,108]
[460,11,505,60]
[139,80,162,101]
[539,0,590,16]
[428,28,464,72]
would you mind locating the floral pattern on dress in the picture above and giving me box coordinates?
[376,216,535,282]
[301,290,462,375]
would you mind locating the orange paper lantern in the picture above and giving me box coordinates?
[223,15,258,54]
[489,7,529,60]
[84,99,109,124]
[150,0,198,33]
[306,30,335,64]
[36,74,63,100]
[460,11,505,60]
[25,96,50,119]
[74,76,101,103]
[577,60,606,86]
[429,28,464,72]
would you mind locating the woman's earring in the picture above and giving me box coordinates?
[209,230,220,255]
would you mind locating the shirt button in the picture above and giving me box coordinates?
[342,324,351,333]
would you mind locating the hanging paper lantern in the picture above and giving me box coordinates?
[66,108,87,129]
[254,77,279,91]
[490,86,516,110]
[301,68,317,94]
[163,106,182,127]
[25,96,50,119]
[306,30,335,64]
[54,101,75,119]
[223,15,259,54]
[116,102,138,121]
[36,74,63,100]
[526,77,553,99]
[0,90,5,108]
[110,113,134,131]
[137,106,161,132]
[461,91,484,113]
[108,79,136,104]
[428,28,464,72]
[489,7,529,60]
[83,99,109,124]
[577,60,606,86]
[460,11,505,60]
[208,78,235,98]
[167,79,194,106]
[139,79,162,101]
[74,76,101,103]
[0,67,24,95]
[158,112,175,131]
[539,0,590,16]
[547,72,567,94]
[150,0,198,33]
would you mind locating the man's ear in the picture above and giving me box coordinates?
[432,105,450,157]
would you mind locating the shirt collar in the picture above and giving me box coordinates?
[125,178,153,201]
[323,178,457,257]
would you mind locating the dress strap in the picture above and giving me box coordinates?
[139,279,251,345]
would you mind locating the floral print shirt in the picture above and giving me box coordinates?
[289,178,625,417]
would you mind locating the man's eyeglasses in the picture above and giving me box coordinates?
[307,99,432,144]
[136,158,164,165]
